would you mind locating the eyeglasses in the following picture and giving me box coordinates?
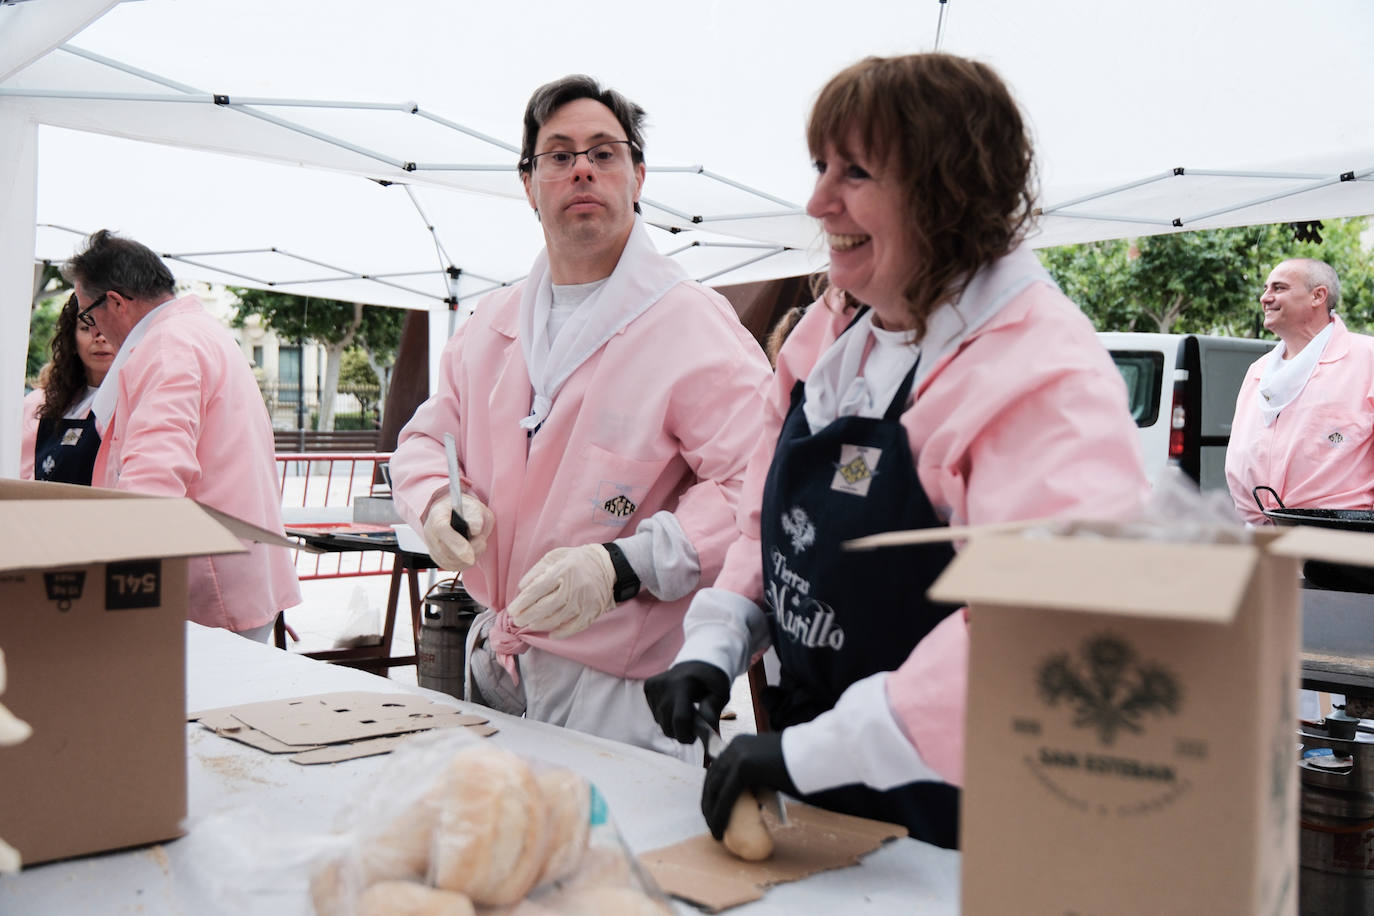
[523,140,636,181]
[76,292,109,328]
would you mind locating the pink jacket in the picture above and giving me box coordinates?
[18,387,42,479]
[715,282,1148,784]
[392,279,772,680]
[93,296,300,631]
[1226,316,1374,525]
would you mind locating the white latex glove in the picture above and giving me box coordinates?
[506,544,616,638]
[421,493,492,572]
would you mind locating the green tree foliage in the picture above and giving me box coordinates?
[229,287,406,429]
[1040,218,1372,336]
[26,298,60,382]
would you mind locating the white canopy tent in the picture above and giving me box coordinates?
[3,0,1373,475]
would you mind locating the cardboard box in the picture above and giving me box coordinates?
[925,523,1374,916]
[0,480,264,865]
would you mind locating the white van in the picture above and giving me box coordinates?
[1098,333,1276,490]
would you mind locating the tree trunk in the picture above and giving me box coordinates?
[363,348,391,423]
[317,302,365,431]
[318,344,345,431]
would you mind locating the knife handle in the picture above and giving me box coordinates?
[449,507,471,539]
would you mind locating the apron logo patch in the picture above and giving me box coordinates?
[61,428,83,446]
[830,444,882,497]
[603,494,637,517]
[780,507,815,553]
[592,480,649,527]
[1328,430,1345,446]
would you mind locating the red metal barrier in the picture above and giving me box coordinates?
[276,452,394,581]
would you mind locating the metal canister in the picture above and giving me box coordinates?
[1299,715,1374,915]
[417,580,482,700]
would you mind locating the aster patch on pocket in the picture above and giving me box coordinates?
[593,481,648,526]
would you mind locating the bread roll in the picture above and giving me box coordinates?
[534,769,590,885]
[721,790,773,861]
[357,880,475,916]
[431,746,548,905]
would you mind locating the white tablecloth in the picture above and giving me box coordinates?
[0,624,959,914]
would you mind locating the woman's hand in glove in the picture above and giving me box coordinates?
[701,732,799,840]
[506,544,616,638]
[420,493,492,572]
[644,661,731,744]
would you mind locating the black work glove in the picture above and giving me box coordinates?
[700,731,800,840]
[644,660,731,744]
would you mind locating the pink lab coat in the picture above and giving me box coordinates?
[92,296,300,631]
[18,387,42,479]
[391,280,772,680]
[714,283,1149,784]
[1226,316,1374,526]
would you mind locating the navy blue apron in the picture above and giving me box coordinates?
[33,413,101,485]
[759,317,961,849]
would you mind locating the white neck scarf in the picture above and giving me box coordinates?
[1256,319,1335,427]
[802,243,1052,433]
[90,297,178,436]
[517,215,687,431]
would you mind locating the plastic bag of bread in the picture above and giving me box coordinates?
[308,730,672,916]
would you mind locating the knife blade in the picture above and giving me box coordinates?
[693,710,725,759]
[442,433,470,539]
[694,712,789,826]
[756,787,788,826]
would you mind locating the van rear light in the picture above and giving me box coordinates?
[1168,381,1187,459]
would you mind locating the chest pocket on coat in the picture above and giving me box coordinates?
[578,442,672,531]
[1294,403,1373,465]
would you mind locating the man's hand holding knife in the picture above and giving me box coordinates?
[420,433,494,572]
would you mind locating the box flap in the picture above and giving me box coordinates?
[928,534,1259,623]
[0,499,245,572]
[1268,526,1374,567]
[0,478,296,549]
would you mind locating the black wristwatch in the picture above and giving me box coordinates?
[602,542,641,603]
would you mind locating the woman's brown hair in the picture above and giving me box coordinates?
[39,294,92,421]
[806,54,1036,339]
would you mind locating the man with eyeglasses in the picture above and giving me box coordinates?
[390,75,770,759]
[64,230,300,642]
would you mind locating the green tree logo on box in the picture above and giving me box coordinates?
[1037,634,1181,745]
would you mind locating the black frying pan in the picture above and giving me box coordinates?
[1252,486,1374,533]
[1252,486,1374,592]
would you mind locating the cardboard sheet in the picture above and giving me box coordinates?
[190,691,496,763]
[639,803,905,912]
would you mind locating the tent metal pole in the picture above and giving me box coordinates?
[60,43,202,93]
[0,88,212,102]
[1039,171,1177,214]
[639,197,695,221]
[409,163,517,172]
[697,169,799,208]
[1034,212,1177,227]
[413,109,521,154]
[695,247,789,283]
[227,105,412,171]
[1181,168,1329,180]
[1180,169,1372,224]
[695,209,806,223]
[647,164,801,208]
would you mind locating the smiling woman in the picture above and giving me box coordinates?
[648,53,1149,852]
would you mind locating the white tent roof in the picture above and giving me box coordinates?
[3,0,1373,472]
